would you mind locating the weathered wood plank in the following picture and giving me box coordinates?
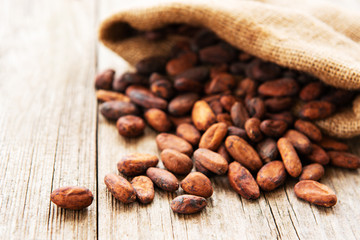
[0,0,98,239]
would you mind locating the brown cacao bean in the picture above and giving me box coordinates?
[266,111,294,125]
[199,43,236,64]
[126,85,168,110]
[116,115,145,137]
[217,144,232,163]
[328,151,360,169]
[175,66,209,82]
[225,135,262,172]
[117,153,159,176]
[256,161,286,191]
[318,137,349,152]
[146,167,179,192]
[260,119,288,137]
[264,97,293,112]
[246,97,266,119]
[294,180,337,207]
[104,173,136,204]
[306,144,330,165]
[228,161,260,200]
[245,59,281,82]
[176,123,201,146]
[256,138,278,163]
[135,56,167,75]
[181,172,213,198]
[216,113,233,126]
[209,100,223,115]
[171,195,207,214]
[156,133,193,156]
[227,126,248,139]
[230,101,249,128]
[244,117,263,142]
[193,148,229,175]
[50,186,93,210]
[205,73,236,94]
[166,52,197,76]
[160,149,193,175]
[169,115,192,127]
[299,163,325,181]
[100,101,139,121]
[96,90,131,102]
[199,122,228,151]
[168,93,199,116]
[284,129,312,155]
[299,101,335,120]
[277,137,302,177]
[113,72,147,92]
[174,77,203,93]
[150,79,174,99]
[220,95,237,112]
[258,78,299,97]
[299,82,324,101]
[144,108,172,132]
[95,69,114,90]
[131,176,155,204]
[294,119,322,142]
[192,100,216,131]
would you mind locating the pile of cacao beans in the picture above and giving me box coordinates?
[51,25,360,213]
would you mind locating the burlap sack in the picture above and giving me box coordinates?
[98,0,360,138]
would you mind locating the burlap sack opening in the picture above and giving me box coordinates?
[98,1,360,138]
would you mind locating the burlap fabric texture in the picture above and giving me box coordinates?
[98,0,360,138]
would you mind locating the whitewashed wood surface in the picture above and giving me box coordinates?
[0,0,359,239]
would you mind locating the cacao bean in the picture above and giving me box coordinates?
[146,167,179,192]
[228,161,260,200]
[294,180,337,207]
[171,195,207,214]
[131,176,155,204]
[50,186,93,210]
[104,173,136,204]
[181,172,213,198]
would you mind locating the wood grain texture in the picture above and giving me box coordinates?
[0,0,97,239]
[0,0,359,239]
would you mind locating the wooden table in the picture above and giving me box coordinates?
[1,0,360,239]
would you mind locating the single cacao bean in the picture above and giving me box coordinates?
[284,129,312,155]
[228,161,260,200]
[256,161,287,191]
[294,180,337,207]
[146,167,179,192]
[225,135,262,172]
[50,186,93,210]
[192,100,216,131]
[193,148,229,175]
[328,151,360,169]
[131,176,155,204]
[160,149,193,175]
[156,133,193,156]
[244,117,263,142]
[299,163,325,181]
[116,115,145,137]
[144,108,172,132]
[277,137,302,177]
[171,195,207,214]
[117,153,159,176]
[199,122,228,151]
[104,173,136,203]
[181,172,213,198]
